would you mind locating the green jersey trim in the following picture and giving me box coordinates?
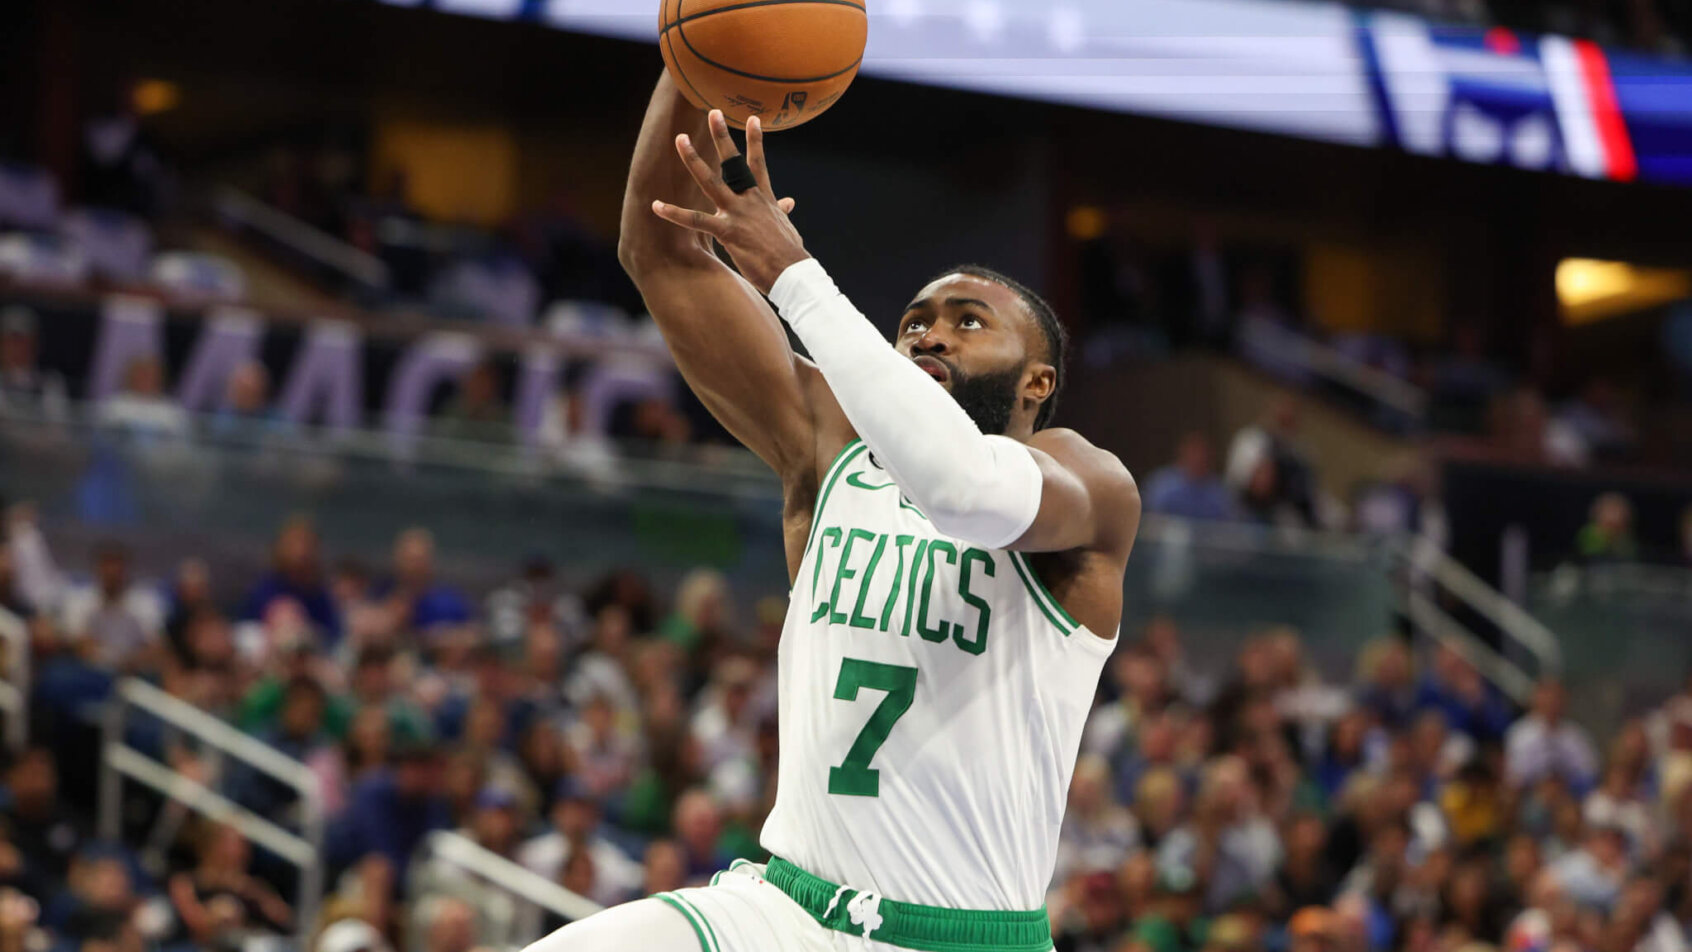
[1006,552,1078,636]
[655,892,719,952]
[803,439,869,559]
[764,856,1053,952]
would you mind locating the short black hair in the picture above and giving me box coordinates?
[931,265,1069,430]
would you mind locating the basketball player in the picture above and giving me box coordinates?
[541,75,1141,952]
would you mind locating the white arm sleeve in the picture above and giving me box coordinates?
[769,257,1043,549]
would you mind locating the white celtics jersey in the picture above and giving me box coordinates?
[759,439,1117,911]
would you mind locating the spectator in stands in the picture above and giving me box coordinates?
[58,542,163,671]
[1050,869,1128,952]
[374,528,471,637]
[670,789,729,887]
[331,743,451,888]
[484,556,584,651]
[46,842,159,946]
[660,568,734,656]
[1143,617,1215,708]
[416,895,478,952]
[346,646,432,746]
[1507,680,1600,794]
[210,361,283,437]
[1157,756,1281,914]
[518,778,641,908]
[95,357,188,443]
[1430,325,1510,433]
[690,655,760,777]
[431,362,512,444]
[1575,492,1640,564]
[240,517,342,644]
[1083,641,1170,765]
[0,308,67,422]
[316,917,391,952]
[233,675,338,818]
[1549,821,1633,909]
[1358,637,1417,731]
[640,841,686,898]
[1,750,85,893]
[1557,379,1637,460]
[1276,819,1340,919]
[5,504,64,616]
[166,824,291,947]
[161,557,213,657]
[1414,644,1513,745]
[1493,387,1589,468]
[1055,755,1141,883]
[1145,432,1237,522]
[1227,398,1319,528]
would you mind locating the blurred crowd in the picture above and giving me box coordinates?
[0,498,1686,952]
[1077,231,1665,471]
[1140,402,1692,569]
[0,507,784,952]
[1046,626,1692,952]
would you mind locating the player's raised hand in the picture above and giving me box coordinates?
[652,109,809,295]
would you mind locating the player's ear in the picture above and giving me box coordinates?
[1024,362,1056,405]
[1021,361,1049,414]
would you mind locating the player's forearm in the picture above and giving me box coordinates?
[770,259,1041,548]
[619,74,715,273]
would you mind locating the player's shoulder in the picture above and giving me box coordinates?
[1027,428,1138,493]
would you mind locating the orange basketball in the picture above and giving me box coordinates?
[659,0,868,132]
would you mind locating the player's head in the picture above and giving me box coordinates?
[896,265,1068,436]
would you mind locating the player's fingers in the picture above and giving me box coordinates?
[778,197,797,214]
[707,110,741,163]
[674,134,733,206]
[651,200,727,238]
[746,116,777,196]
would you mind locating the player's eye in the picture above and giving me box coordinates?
[960,315,985,329]
[903,320,928,335]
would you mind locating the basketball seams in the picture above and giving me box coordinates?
[664,26,711,109]
[661,0,865,129]
[676,17,866,85]
[662,0,866,33]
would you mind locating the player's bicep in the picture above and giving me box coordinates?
[633,257,814,475]
[1011,432,1141,554]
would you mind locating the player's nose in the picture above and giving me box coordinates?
[913,328,951,355]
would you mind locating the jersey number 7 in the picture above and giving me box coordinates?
[827,658,918,798]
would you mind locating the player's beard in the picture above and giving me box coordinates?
[946,364,1023,436]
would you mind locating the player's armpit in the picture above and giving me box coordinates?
[1010,428,1142,555]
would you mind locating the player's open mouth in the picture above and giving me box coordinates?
[913,356,950,384]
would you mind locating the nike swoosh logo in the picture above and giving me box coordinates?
[845,472,897,491]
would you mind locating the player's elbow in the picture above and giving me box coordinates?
[616,232,656,278]
[617,229,708,282]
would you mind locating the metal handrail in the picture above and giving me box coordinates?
[115,679,319,794]
[1405,590,1536,704]
[98,677,324,944]
[1403,535,1564,672]
[214,187,390,290]
[1240,316,1429,419]
[421,831,603,929]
